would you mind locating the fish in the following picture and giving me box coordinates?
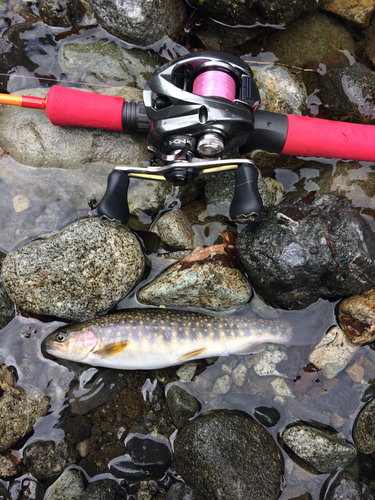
[43,308,292,370]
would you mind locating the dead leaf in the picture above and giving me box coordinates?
[178,241,240,271]
[346,355,365,382]
[323,378,338,391]
[0,151,9,157]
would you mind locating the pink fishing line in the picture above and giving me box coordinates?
[192,70,236,101]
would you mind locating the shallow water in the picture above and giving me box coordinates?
[1,2,375,499]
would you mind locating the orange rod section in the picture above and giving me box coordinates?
[0,94,22,106]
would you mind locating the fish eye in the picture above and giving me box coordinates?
[55,331,67,342]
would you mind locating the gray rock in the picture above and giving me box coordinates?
[252,65,307,115]
[166,482,204,500]
[308,326,360,379]
[80,478,126,499]
[58,40,158,90]
[68,368,118,415]
[0,384,50,452]
[237,193,375,309]
[39,0,85,27]
[281,425,357,473]
[320,62,375,122]
[188,0,320,27]
[2,218,145,321]
[86,0,186,46]
[321,0,375,27]
[0,452,19,478]
[324,471,362,500]
[0,87,149,169]
[23,439,77,480]
[44,469,85,500]
[0,252,14,329]
[353,398,375,454]
[263,11,356,68]
[152,210,195,249]
[137,255,252,311]
[166,384,200,428]
[174,410,284,500]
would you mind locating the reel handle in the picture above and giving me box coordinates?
[229,163,263,221]
[97,170,130,224]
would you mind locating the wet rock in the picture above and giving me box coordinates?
[281,425,357,473]
[174,410,284,500]
[204,169,273,220]
[166,385,200,428]
[23,439,77,480]
[338,288,375,345]
[125,432,172,480]
[212,374,231,395]
[237,193,375,309]
[86,0,186,45]
[39,0,85,27]
[152,210,195,249]
[2,218,145,321]
[80,479,127,500]
[109,454,148,481]
[231,362,247,387]
[308,326,360,378]
[321,0,375,27]
[8,474,44,500]
[68,368,118,415]
[0,252,14,329]
[0,384,50,452]
[319,62,375,122]
[166,482,202,500]
[263,11,356,68]
[44,469,85,500]
[194,19,262,52]
[353,398,375,454]
[0,452,20,478]
[59,40,158,90]
[271,377,293,397]
[253,65,307,115]
[138,244,252,311]
[176,364,197,382]
[0,87,149,169]
[189,0,320,27]
[66,415,92,443]
[253,345,287,377]
[323,470,362,500]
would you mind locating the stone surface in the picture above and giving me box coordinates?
[0,252,14,329]
[339,287,375,345]
[253,345,287,377]
[80,479,127,500]
[8,475,44,500]
[138,244,252,311]
[166,385,200,428]
[308,326,360,378]
[353,398,375,454]
[281,425,357,473]
[86,0,186,45]
[324,470,362,500]
[44,469,85,500]
[0,452,20,478]
[263,11,356,68]
[2,218,145,321]
[175,410,284,500]
[321,0,375,27]
[237,193,375,309]
[152,210,195,249]
[39,0,85,27]
[23,439,77,480]
[0,384,50,452]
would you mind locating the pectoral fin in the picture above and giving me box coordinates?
[94,340,131,359]
[179,347,207,361]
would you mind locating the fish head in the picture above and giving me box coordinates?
[44,327,98,361]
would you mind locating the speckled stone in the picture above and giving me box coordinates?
[152,210,195,249]
[0,252,14,329]
[253,345,287,377]
[0,384,50,452]
[44,469,85,500]
[212,375,231,395]
[174,410,284,500]
[80,479,127,500]
[282,425,357,473]
[338,287,375,345]
[2,218,145,321]
[308,326,360,378]
[166,385,200,428]
[324,470,362,500]
[137,261,252,311]
[353,398,375,454]
[23,438,77,480]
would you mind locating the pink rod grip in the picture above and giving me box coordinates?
[282,115,375,162]
[45,86,125,131]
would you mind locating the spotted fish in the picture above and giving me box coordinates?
[43,308,292,370]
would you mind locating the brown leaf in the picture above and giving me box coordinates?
[346,356,365,382]
[323,378,338,391]
[0,151,9,157]
[178,242,240,271]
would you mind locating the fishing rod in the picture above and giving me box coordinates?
[1,50,375,224]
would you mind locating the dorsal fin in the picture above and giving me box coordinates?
[94,340,131,358]
[179,347,207,361]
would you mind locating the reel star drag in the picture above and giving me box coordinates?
[1,50,375,224]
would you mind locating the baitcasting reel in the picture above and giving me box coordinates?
[2,50,375,225]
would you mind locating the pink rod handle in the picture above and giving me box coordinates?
[282,115,375,162]
[45,86,125,131]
